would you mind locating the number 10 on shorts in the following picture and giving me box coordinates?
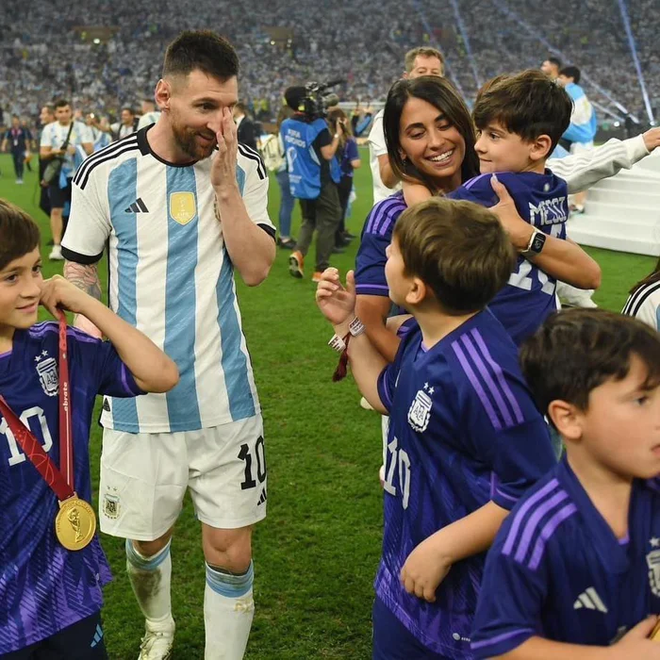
[238,435,266,490]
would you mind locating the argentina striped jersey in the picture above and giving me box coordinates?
[62,127,274,433]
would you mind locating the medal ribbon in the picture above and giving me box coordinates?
[0,311,75,501]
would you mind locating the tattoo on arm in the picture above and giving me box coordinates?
[64,261,102,301]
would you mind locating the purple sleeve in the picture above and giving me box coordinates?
[68,328,145,397]
[355,231,390,296]
[471,530,546,658]
[377,365,395,412]
[449,174,499,208]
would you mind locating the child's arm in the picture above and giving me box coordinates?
[40,275,179,393]
[400,501,508,602]
[316,269,389,413]
[490,175,601,290]
[496,617,660,660]
[402,180,433,207]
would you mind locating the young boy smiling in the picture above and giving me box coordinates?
[0,200,178,659]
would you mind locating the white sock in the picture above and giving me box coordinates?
[204,561,255,660]
[126,539,174,629]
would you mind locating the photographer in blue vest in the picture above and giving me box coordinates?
[281,86,342,282]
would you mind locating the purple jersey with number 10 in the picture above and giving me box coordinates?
[375,311,556,658]
[0,322,143,654]
[449,170,569,345]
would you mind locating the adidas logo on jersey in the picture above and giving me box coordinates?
[123,198,149,214]
[257,488,267,506]
[573,587,608,613]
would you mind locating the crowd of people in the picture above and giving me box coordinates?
[1,0,658,126]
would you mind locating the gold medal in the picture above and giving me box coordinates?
[55,495,96,551]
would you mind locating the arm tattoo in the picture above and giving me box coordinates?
[64,260,102,301]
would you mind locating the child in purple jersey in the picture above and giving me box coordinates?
[0,201,178,659]
[317,198,556,659]
[471,309,660,659]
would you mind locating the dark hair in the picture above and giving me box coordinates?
[43,104,55,116]
[234,101,248,115]
[404,47,445,74]
[163,30,239,82]
[276,105,294,128]
[0,200,41,272]
[630,257,660,294]
[121,107,134,115]
[473,70,573,153]
[559,65,581,85]
[284,86,307,112]
[383,76,479,193]
[545,56,562,69]
[393,197,516,314]
[54,98,70,110]
[520,309,660,419]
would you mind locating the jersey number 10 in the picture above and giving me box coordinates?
[0,407,53,466]
[383,436,411,509]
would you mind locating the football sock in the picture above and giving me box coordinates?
[204,561,254,659]
[126,539,174,628]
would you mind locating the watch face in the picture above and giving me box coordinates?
[532,232,546,253]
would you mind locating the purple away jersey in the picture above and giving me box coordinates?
[472,457,660,657]
[0,322,142,654]
[355,191,407,297]
[375,311,556,658]
[450,170,569,345]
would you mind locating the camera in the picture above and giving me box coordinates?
[300,80,343,120]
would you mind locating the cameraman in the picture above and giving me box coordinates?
[281,86,342,282]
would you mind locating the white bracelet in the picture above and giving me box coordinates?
[349,317,365,337]
[328,334,347,352]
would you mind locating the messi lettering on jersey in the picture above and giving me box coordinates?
[449,170,569,345]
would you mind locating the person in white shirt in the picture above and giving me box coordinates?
[368,46,444,205]
[137,98,161,131]
[39,99,93,260]
[62,30,276,660]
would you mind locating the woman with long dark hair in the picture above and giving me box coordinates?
[623,257,660,329]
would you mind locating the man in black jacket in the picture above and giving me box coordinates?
[233,102,259,151]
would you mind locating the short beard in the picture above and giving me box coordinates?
[171,121,215,161]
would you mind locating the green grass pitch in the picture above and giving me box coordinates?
[0,150,654,658]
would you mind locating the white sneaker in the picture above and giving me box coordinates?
[49,245,63,261]
[138,619,175,660]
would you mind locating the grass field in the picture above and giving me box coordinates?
[0,150,655,659]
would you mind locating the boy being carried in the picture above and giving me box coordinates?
[0,201,178,659]
[472,309,660,659]
[316,198,556,659]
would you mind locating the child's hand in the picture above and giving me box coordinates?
[400,536,452,603]
[402,181,433,208]
[315,268,357,328]
[608,616,660,658]
[40,275,94,318]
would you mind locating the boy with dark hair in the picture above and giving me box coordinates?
[316,198,556,659]
[449,69,585,345]
[472,308,660,658]
[0,200,178,659]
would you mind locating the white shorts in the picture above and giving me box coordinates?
[99,416,267,541]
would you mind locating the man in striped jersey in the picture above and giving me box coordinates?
[472,310,660,658]
[61,30,275,660]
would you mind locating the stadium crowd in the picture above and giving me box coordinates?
[0,0,658,126]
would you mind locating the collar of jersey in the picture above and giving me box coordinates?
[138,125,199,169]
[558,457,632,573]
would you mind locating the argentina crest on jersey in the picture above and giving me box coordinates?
[647,537,660,597]
[169,192,196,225]
[408,382,434,432]
[34,351,58,396]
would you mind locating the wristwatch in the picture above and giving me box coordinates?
[521,229,546,257]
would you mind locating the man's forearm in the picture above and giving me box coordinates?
[64,260,103,337]
[214,186,275,286]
